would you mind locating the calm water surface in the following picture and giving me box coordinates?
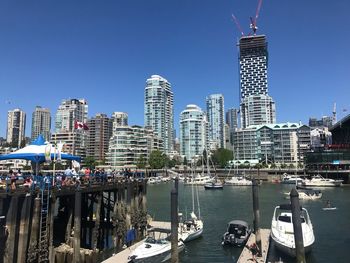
[146,182,350,263]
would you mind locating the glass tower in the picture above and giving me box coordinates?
[144,75,174,154]
[206,94,225,149]
[180,104,208,161]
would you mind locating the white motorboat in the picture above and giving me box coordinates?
[281,173,303,185]
[225,176,252,186]
[284,190,322,200]
[221,220,251,247]
[270,204,315,257]
[178,212,203,242]
[302,174,343,187]
[128,228,184,263]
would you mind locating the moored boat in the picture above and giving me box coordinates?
[225,176,252,186]
[178,212,203,242]
[302,174,343,187]
[204,181,223,189]
[221,220,251,247]
[128,228,184,263]
[284,190,322,200]
[281,173,303,185]
[270,204,315,257]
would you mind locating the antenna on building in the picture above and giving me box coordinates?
[333,102,337,124]
[250,0,263,35]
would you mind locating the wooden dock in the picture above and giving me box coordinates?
[237,229,270,263]
[102,220,171,263]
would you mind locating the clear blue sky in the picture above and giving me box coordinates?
[0,0,349,137]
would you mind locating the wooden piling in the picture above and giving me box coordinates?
[17,195,32,263]
[170,187,178,263]
[0,215,6,263]
[74,190,82,263]
[49,196,56,263]
[92,193,102,250]
[290,188,306,263]
[5,196,19,263]
[252,179,262,255]
[27,196,41,263]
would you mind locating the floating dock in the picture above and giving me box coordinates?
[237,229,270,263]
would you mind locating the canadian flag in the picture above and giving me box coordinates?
[74,121,89,130]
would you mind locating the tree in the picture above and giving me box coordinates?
[183,157,188,166]
[84,156,97,169]
[148,150,167,169]
[280,163,287,169]
[288,163,295,169]
[168,159,177,168]
[211,148,233,168]
[136,156,147,169]
[270,163,277,169]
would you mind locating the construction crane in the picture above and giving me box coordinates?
[231,14,245,36]
[231,0,264,37]
[250,0,263,35]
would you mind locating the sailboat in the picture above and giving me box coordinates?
[204,154,223,190]
[179,165,204,242]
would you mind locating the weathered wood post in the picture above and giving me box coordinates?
[17,195,32,263]
[92,193,102,250]
[49,196,56,263]
[252,178,262,256]
[170,178,179,263]
[73,190,82,263]
[290,188,306,263]
[0,215,6,263]
[5,196,19,263]
[27,196,41,263]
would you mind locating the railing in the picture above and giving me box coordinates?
[0,172,148,194]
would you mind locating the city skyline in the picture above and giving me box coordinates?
[0,0,349,137]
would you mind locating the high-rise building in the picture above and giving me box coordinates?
[31,106,51,141]
[206,94,225,149]
[144,75,174,154]
[309,116,333,129]
[238,35,276,128]
[86,113,113,163]
[180,104,208,161]
[233,122,311,165]
[239,35,268,99]
[55,99,88,133]
[226,108,239,130]
[52,99,88,157]
[107,125,163,168]
[112,112,128,130]
[240,94,276,128]
[7,109,26,148]
[226,108,239,148]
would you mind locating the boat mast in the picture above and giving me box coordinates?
[191,162,195,213]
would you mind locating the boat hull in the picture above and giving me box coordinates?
[271,235,313,257]
[129,242,184,263]
[204,185,223,189]
[182,228,203,242]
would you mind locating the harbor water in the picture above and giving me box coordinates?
[146,182,350,263]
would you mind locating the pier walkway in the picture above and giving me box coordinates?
[237,228,270,263]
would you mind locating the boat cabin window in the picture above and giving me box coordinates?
[278,215,291,223]
[228,225,246,236]
[145,237,156,244]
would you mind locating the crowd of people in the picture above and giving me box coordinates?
[0,167,146,192]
